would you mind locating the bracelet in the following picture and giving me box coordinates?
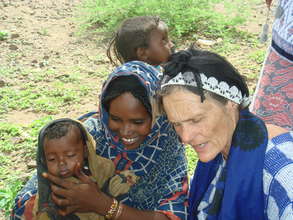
[105,198,119,219]
[114,203,124,220]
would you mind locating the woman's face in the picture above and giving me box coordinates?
[162,89,238,162]
[108,92,152,150]
[44,127,85,178]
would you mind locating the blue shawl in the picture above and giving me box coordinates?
[189,109,268,220]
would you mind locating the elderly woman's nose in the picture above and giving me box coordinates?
[178,125,193,144]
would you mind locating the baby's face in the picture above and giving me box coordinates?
[44,127,85,178]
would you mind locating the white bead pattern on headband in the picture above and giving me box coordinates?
[161,72,250,105]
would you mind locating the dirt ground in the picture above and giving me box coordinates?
[0,0,115,126]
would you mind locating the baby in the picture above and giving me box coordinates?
[33,118,138,220]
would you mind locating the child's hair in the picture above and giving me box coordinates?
[43,121,86,144]
[107,16,162,66]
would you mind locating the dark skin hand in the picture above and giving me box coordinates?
[43,163,111,215]
[43,164,170,220]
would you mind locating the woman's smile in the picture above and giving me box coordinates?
[121,136,140,145]
[108,92,152,150]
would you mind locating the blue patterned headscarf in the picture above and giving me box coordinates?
[85,61,188,219]
[99,61,164,153]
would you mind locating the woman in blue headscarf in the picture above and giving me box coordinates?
[11,61,188,220]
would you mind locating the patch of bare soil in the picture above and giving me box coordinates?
[0,0,112,125]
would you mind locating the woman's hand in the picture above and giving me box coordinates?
[43,164,171,220]
[43,163,111,216]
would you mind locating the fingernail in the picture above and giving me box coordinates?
[42,172,48,178]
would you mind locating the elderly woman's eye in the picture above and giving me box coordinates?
[172,122,181,127]
[191,119,200,124]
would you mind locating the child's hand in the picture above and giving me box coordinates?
[42,163,110,216]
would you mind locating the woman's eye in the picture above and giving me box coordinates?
[47,158,55,162]
[191,119,200,124]
[133,120,144,125]
[110,115,120,121]
[67,154,76,158]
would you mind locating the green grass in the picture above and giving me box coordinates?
[0,31,8,41]
[0,179,23,216]
[0,68,91,115]
[78,0,259,41]
[0,123,24,153]
[186,146,198,176]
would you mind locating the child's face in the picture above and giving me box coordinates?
[145,21,173,65]
[44,127,85,178]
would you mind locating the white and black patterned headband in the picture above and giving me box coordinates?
[161,71,250,106]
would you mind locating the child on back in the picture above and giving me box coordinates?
[107,16,174,67]
[34,118,138,220]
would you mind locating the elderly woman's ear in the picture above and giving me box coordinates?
[224,100,241,113]
[229,101,239,110]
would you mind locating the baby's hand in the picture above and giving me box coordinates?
[42,163,103,215]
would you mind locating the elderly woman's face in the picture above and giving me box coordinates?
[163,89,238,162]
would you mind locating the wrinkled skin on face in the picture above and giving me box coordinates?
[162,89,239,162]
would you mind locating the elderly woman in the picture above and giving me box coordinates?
[158,48,293,220]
